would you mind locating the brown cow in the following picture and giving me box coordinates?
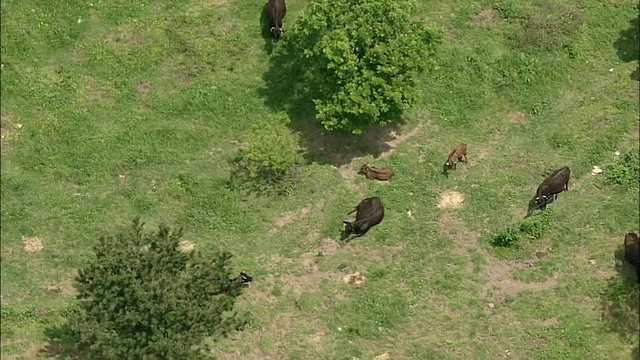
[624,232,640,284]
[360,164,394,181]
[446,144,468,170]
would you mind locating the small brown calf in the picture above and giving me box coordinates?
[446,144,468,170]
[361,164,394,181]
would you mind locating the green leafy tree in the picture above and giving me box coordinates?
[286,0,442,134]
[66,218,247,359]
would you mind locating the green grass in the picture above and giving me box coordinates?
[1,0,639,358]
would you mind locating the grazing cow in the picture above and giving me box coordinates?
[343,197,384,242]
[266,0,286,42]
[445,144,468,170]
[624,232,640,284]
[360,164,395,181]
[535,166,571,211]
[231,271,253,286]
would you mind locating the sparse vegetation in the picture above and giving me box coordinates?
[489,208,554,247]
[604,147,640,189]
[1,0,638,358]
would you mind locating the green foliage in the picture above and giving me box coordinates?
[231,113,305,195]
[489,208,554,247]
[512,3,584,51]
[286,0,442,134]
[604,147,640,189]
[66,218,246,359]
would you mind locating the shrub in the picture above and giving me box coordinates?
[604,147,640,189]
[65,218,247,359]
[285,0,442,134]
[231,113,304,195]
[489,208,554,247]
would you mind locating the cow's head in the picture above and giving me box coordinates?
[343,221,354,235]
[270,27,284,41]
[535,194,548,204]
[239,271,253,285]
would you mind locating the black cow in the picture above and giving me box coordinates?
[343,197,384,242]
[267,0,286,42]
[535,166,570,211]
[624,232,640,284]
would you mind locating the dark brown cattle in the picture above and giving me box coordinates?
[445,144,468,170]
[624,232,640,284]
[535,166,570,211]
[361,164,395,181]
[267,0,286,42]
[343,197,384,242]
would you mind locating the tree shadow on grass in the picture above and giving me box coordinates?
[600,247,639,357]
[256,40,406,167]
[614,15,639,81]
[39,323,84,359]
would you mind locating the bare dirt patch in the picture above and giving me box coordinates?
[23,236,43,253]
[1,112,19,154]
[438,213,482,257]
[343,272,367,288]
[437,191,465,209]
[376,122,425,160]
[536,317,561,327]
[305,121,425,190]
[472,9,497,28]
[178,240,196,252]
[507,111,526,123]
[482,260,559,303]
[374,352,391,360]
[137,83,151,97]
[268,201,321,236]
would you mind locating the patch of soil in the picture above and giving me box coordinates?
[437,191,465,209]
[376,122,424,160]
[537,317,561,327]
[481,260,559,303]
[374,353,391,360]
[23,236,43,253]
[178,240,196,252]
[104,31,142,47]
[472,9,497,28]
[507,111,526,123]
[322,122,425,190]
[268,202,317,236]
[137,83,151,97]
[343,272,366,288]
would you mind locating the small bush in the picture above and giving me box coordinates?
[604,148,640,189]
[513,4,584,51]
[231,113,305,195]
[489,208,554,247]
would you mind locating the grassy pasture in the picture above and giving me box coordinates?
[1,0,639,358]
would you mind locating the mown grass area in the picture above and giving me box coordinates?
[1,0,638,358]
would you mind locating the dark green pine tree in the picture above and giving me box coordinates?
[67,217,247,359]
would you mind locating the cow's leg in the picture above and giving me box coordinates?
[565,181,569,191]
